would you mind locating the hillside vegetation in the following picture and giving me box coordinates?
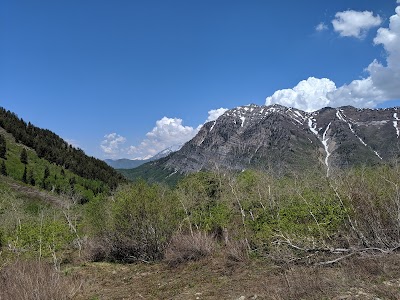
[2,162,400,298]
[1,106,400,299]
[0,107,126,203]
[0,107,125,191]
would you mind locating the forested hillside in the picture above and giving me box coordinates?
[0,106,125,201]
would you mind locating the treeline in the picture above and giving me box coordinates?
[0,107,125,189]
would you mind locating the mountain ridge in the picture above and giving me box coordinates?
[121,104,400,183]
[105,144,183,169]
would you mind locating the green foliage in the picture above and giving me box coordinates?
[12,218,74,256]
[43,165,50,180]
[0,126,112,202]
[0,134,6,159]
[1,160,7,176]
[85,180,182,262]
[28,167,35,186]
[0,106,125,189]
[20,148,28,164]
[177,172,231,233]
[118,157,183,187]
[22,165,27,183]
[0,188,76,260]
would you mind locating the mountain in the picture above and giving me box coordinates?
[150,144,183,160]
[122,104,400,182]
[105,158,150,169]
[105,144,183,169]
[0,106,125,201]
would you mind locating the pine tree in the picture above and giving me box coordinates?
[20,148,28,164]
[22,165,27,183]
[1,160,7,176]
[44,165,50,179]
[0,134,6,159]
[28,168,35,186]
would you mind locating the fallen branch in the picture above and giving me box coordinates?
[273,233,400,266]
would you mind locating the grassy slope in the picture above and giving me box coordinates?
[0,175,72,267]
[0,127,105,201]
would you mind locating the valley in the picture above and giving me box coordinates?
[1,105,400,299]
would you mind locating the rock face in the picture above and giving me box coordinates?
[136,104,400,177]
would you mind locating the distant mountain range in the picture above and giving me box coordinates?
[105,144,182,169]
[121,104,400,183]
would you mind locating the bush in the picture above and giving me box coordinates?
[176,172,232,233]
[85,181,182,262]
[164,231,216,266]
[225,239,249,263]
[0,260,81,300]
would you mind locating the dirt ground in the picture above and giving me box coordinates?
[70,253,400,300]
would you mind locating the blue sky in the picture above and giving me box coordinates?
[1,0,399,159]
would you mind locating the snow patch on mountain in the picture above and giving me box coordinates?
[394,112,399,138]
[322,122,332,176]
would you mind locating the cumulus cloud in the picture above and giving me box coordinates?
[125,107,229,159]
[206,108,228,122]
[101,133,126,158]
[316,22,328,32]
[332,10,382,38]
[127,117,198,159]
[332,5,400,103]
[266,5,400,112]
[266,77,337,112]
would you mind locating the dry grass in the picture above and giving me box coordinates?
[0,260,82,300]
[164,231,216,266]
[225,239,249,263]
[83,235,112,262]
[71,253,400,300]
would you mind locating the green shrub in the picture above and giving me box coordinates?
[85,180,182,262]
[176,172,232,234]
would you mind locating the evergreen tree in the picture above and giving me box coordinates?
[22,165,27,183]
[20,148,28,164]
[1,160,7,176]
[28,168,35,186]
[44,165,50,179]
[0,134,6,159]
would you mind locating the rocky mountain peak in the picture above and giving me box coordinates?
[129,105,400,181]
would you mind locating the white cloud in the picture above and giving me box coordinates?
[266,77,336,112]
[316,22,328,32]
[101,133,126,158]
[332,5,400,103]
[332,10,382,38]
[125,107,229,159]
[127,117,198,159]
[206,108,228,122]
[266,5,400,111]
